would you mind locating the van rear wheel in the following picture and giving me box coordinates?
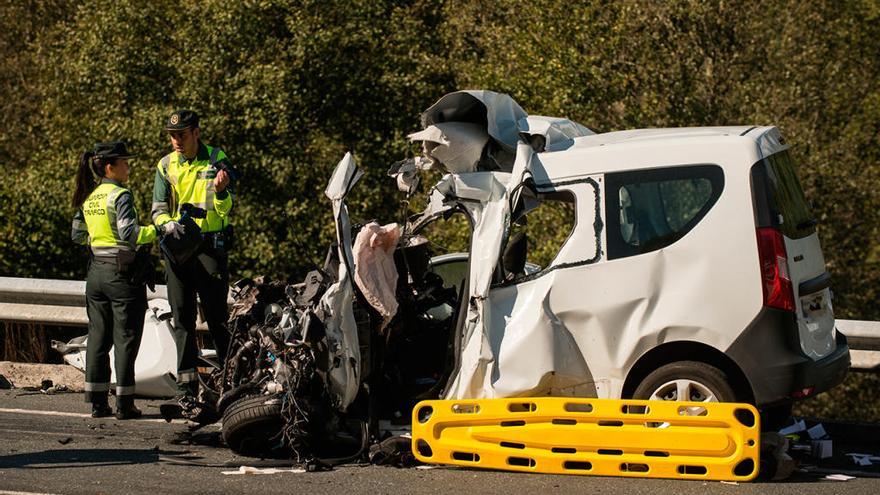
[633,361,737,407]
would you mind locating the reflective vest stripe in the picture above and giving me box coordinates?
[157,144,231,233]
[106,186,128,248]
[91,246,122,257]
[160,155,171,178]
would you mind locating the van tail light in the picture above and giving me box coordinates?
[756,227,795,312]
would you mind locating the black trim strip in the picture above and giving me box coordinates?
[740,126,757,136]
[535,176,601,190]
[799,271,831,296]
[493,177,603,288]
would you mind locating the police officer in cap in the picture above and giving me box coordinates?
[72,141,158,419]
[152,110,234,409]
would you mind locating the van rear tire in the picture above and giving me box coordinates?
[633,361,737,403]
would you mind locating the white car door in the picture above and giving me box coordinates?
[321,152,364,410]
[445,143,606,399]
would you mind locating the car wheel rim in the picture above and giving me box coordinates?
[649,379,717,416]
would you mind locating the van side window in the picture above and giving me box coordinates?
[503,187,576,282]
[606,165,724,259]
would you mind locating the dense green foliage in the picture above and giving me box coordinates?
[2,0,879,325]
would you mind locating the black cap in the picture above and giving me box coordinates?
[94,141,135,159]
[165,109,199,131]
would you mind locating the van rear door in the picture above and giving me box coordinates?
[757,149,836,359]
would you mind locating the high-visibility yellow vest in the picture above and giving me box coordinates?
[152,144,233,233]
[81,182,155,257]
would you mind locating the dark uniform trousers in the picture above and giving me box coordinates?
[84,259,147,402]
[164,241,230,395]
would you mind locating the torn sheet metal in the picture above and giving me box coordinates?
[56,299,181,397]
[420,90,527,153]
[445,155,607,398]
[321,152,363,410]
[408,122,489,173]
[517,115,595,152]
[387,157,432,194]
[441,171,511,400]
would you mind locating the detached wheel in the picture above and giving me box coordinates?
[633,361,737,413]
[222,394,285,457]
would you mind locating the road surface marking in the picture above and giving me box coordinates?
[0,428,96,438]
[0,407,195,425]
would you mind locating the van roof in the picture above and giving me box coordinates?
[533,126,788,181]
[569,126,776,150]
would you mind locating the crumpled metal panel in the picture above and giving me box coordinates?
[408,122,490,174]
[420,90,527,152]
[324,152,363,202]
[58,300,183,397]
[447,161,606,399]
[517,115,595,152]
[440,171,512,401]
[321,153,363,410]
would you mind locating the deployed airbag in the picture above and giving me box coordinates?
[353,222,401,327]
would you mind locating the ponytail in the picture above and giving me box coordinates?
[72,151,107,208]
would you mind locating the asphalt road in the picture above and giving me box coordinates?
[0,390,878,495]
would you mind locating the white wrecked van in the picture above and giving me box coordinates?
[366,90,850,419]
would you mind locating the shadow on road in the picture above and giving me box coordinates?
[0,448,166,469]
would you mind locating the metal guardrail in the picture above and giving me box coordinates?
[1,276,879,370]
[0,276,215,330]
[834,319,880,371]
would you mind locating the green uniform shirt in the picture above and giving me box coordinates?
[72,179,157,257]
[151,142,233,233]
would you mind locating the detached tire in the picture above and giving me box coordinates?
[222,394,285,457]
[633,361,737,403]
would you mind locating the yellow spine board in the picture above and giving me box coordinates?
[411,398,760,481]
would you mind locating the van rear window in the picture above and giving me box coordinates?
[605,165,724,260]
[763,151,816,239]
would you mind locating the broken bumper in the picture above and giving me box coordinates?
[728,308,850,407]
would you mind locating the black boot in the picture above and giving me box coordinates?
[115,396,142,420]
[91,394,113,418]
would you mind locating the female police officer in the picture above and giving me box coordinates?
[71,141,157,419]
